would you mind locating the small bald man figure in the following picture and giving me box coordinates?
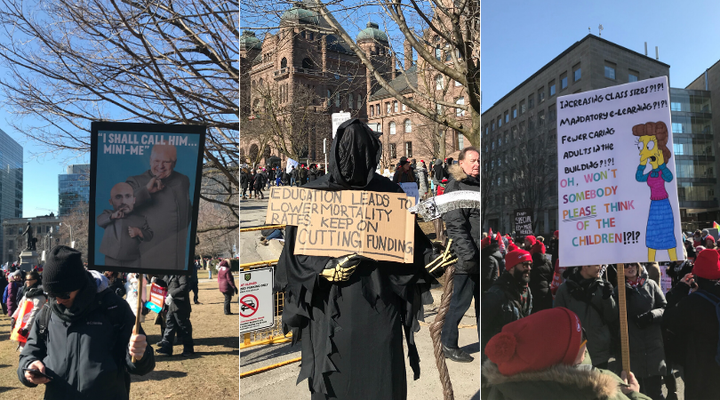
[97,182,154,268]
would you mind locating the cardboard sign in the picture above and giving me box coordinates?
[266,187,416,263]
[89,122,206,275]
[239,267,274,334]
[399,182,419,204]
[557,76,683,266]
[146,283,167,314]
[331,112,351,139]
[514,208,534,236]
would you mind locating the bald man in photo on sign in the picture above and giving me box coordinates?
[126,143,192,271]
[97,182,153,268]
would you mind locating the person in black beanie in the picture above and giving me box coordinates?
[17,245,155,399]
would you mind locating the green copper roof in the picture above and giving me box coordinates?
[280,3,319,25]
[239,30,262,50]
[356,22,388,42]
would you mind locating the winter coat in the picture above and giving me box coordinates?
[554,271,617,366]
[666,260,693,288]
[218,266,237,295]
[482,361,652,400]
[298,167,308,184]
[308,167,318,182]
[253,173,264,191]
[163,275,191,315]
[442,165,479,274]
[433,160,445,182]
[663,279,720,400]
[7,280,20,316]
[482,271,532,354]
[240,170,250,189]
[392,167,416,183]
[529,252,554,313]
[15,284,46,334]
[614,269,666,378]
[480,243,502,294]
[18,272,155,399]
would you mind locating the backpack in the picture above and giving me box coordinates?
[36,289,126,343]
[690,289,720,367]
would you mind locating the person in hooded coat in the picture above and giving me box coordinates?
[253,170,265,199]
[275,118,439,400]
[528,241,554,313]
[480,238,502,294]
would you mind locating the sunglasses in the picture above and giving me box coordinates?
[50,291,72,300]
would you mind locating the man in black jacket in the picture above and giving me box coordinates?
[156,274,194,356]
[440,147,480,363]
[480,237,502,294]
[18,246,154,399]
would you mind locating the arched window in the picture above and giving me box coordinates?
[302,58,314,69]
[404,119,412,133]
[370,105,374,117]
[435,74,444,90]
[389,121,396,135]
[348,93,354,109]
[280,57,287,69]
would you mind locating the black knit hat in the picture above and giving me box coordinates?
[43,246,86,295]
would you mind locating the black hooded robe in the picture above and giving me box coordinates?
[275,119,435,400]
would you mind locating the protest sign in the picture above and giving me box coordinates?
[146,283,167,314]
[266,187,416,263]
[239,267,274,334]
[557,76,683,266]
[89,122,206,275]
[331,112,351,139]
[399,182,419,204]
[514,209,534,236]
[286,158,299,174]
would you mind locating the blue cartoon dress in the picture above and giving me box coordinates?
[636,163,675,249]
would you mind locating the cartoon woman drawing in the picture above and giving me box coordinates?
[633,121,677,262]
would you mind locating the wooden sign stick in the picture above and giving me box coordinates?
[131,273,144,363]
[616,264,631,374]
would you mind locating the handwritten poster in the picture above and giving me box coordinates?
[557,76,683,266]
[514,208,534,236]
[265,187,415,263]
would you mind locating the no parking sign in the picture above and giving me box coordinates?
[239,266,274,334]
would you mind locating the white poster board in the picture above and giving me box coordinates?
[239,267,275,334]
[557,76,683,266]
[286,158,299,174]
[399,182,419,204]
[331,112,352,139]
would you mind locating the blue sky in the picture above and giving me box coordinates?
[482,0,720,113]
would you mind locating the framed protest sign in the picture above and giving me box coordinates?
[514,208,534,236]
[266,186,416,263]
[89,122,206,275]
[557,76,684,266]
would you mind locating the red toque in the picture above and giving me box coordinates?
[524,235,537,246]
[481,237,491,249]
[485,307,583,376]
[693,249,720,280]
[706,236,716,243]
[530,241,546,255]
[554,230,559,238]
[505,249,532,271]
[507,243,519,252]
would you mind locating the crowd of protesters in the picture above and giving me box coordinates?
[240,164,327,200]
[481,228,720,400]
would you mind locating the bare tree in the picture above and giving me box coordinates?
[57,202,90,260]
[0,0,239,232]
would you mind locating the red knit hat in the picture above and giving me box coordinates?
[524,235,537,246]
[554,230,559,238]
[706,236,716,243]
[693,249,720,280]
[485,307,583,376]
[507,243,519,252]
[505,249,532,271]
[530,241,546,255]
[481,236,491,249]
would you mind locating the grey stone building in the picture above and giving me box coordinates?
[2,215,61,264]
[482,34,670,235]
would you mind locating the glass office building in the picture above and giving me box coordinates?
[0,128,23,262]
[58,164,89,216]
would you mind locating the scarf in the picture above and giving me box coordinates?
[50,272,99,323]
[626,275,645,289]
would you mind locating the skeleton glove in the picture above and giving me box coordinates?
[425,238,458,278]
[320,254,369,282]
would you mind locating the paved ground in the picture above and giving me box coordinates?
[238,194,480,399]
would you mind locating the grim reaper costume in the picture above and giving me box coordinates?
[275,119,438,400]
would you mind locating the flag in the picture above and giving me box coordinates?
[496,232,505,253]
[714,221,720,230]
[488,227,493,238]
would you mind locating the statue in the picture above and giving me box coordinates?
[22,221,36,251]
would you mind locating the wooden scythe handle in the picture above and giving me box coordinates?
[616,264,631,374]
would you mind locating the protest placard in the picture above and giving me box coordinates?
[266,187,416,263]
[146,283,167,314]
[557,76,683,266]
[89,122,205,275]
[514,209,534,236]
[399,182,419,204]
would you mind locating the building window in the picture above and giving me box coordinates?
[348,93,354,109]
[370,105,374,117]
[549,104,556,122]
[404,119,412,133]
[498,116,502,128]
[491,121,495,131]
[671,102,681,112]
[528,95,534,109]
[560,72,568,90]
[573,63,581,82]
[538,110,546,127]
[549,80,556,96]
[538,87,545,103]
[402,102,406,111]
[435,48,442,60]
[335,92,340,107]
[455,97,466,116]
[512,105,517,119]
[629,69,639,82]
[405,141,412,157]
[387,102,391,114]
[327,89,331,100]
[357,96,362,109]
[520,100,526,115]
[458,132,464,149]
[389,121,396,135]
[437,104,443,114]
[504,111,509,123]
[604,62,616,80]
[671,122,683,134]
[302,58,314,69]
[280,57,287,69]
[455,79,462,87]
[393,101,398,113]
[435,74,444,90]
[309,32,314,40]
[389,143,397,158]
